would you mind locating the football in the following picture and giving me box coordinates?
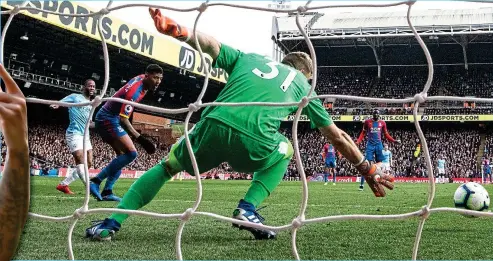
[453,182,490,212]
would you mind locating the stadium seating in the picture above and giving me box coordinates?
[280,124,481,180]
[24,121,482,181]
[21,64,493,179]
[317,66,493,111]
[28,124,168,172]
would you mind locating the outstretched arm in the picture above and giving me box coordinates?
[120,117,140,139]
[382,122,400,143]
[149,8,221,61]
[355,122,366,145]
[320,125,365,169]
[0,64,30,260]
[319,124,393,197]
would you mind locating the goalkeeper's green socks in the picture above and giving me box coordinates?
[243,157,291,208]
[110,162,172,225]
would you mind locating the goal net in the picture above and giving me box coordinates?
[2,1,492,260]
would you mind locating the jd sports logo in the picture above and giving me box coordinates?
[421,115,429,121]
[179,46,195,70]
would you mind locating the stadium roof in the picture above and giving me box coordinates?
[313,7,493,29]
[275,7,493,40]
[277,7,493,31]
[1,2,225,123]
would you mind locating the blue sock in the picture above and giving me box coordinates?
[324,173,328,182]
[103,170,122,193]
[93,151,137,185]
[333,172,336,183]
[360,176,365,187]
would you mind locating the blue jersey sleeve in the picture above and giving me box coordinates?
[60,94,75,103]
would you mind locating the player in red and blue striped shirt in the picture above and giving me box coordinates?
[89,64,163,201]
[356,110,400,191]
[322,143,340,185]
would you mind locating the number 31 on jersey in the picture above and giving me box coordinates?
[252,61,297,92]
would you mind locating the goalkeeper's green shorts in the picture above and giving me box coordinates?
[165,118,293,175]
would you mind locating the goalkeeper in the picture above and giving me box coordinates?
[85,8,395,241]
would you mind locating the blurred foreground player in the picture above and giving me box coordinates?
[356,110,400,191]
[322,142,340,185]
[0,64,30,260]
[89,66,161,201]
[52,79,96,194]
[85,9,394,241]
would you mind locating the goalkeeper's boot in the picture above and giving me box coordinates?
[85,218,120,241]
[232,200,276,240]
[89,182,103,201]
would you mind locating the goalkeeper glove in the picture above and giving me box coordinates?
[137,135,156,155]
[358,161,394,197]
[149,8,190,41]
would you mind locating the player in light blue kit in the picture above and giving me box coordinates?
[52,79,96,194]
[437,155,446,184]
[382,144,392,175]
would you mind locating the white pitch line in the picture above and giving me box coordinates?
[31,195,426,210]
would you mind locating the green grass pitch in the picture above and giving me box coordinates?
[14,177,493,260]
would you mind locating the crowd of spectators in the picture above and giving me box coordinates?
[483,134,493,164]
[280,124,482,180]
[424,108,493,115]
[17,65,493,181]
[28,124,168,172]
[315,67,493,113]
[23,122,484,181]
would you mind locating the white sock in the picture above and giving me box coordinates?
[60,168,77,186]
[76,164,87,184]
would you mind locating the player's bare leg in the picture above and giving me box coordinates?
[57,149,93,194]
[89,135,137,201]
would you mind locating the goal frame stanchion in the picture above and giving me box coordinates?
[3,1,493,260]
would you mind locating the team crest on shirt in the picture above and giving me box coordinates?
[124,104,132,114]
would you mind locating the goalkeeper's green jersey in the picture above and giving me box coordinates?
[201,44,332,146]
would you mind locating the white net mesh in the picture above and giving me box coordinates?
[2,1,493,260]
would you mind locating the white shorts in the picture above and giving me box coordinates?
[382,163,391,171]
[66,133,92,153]
[438,168,445,175]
